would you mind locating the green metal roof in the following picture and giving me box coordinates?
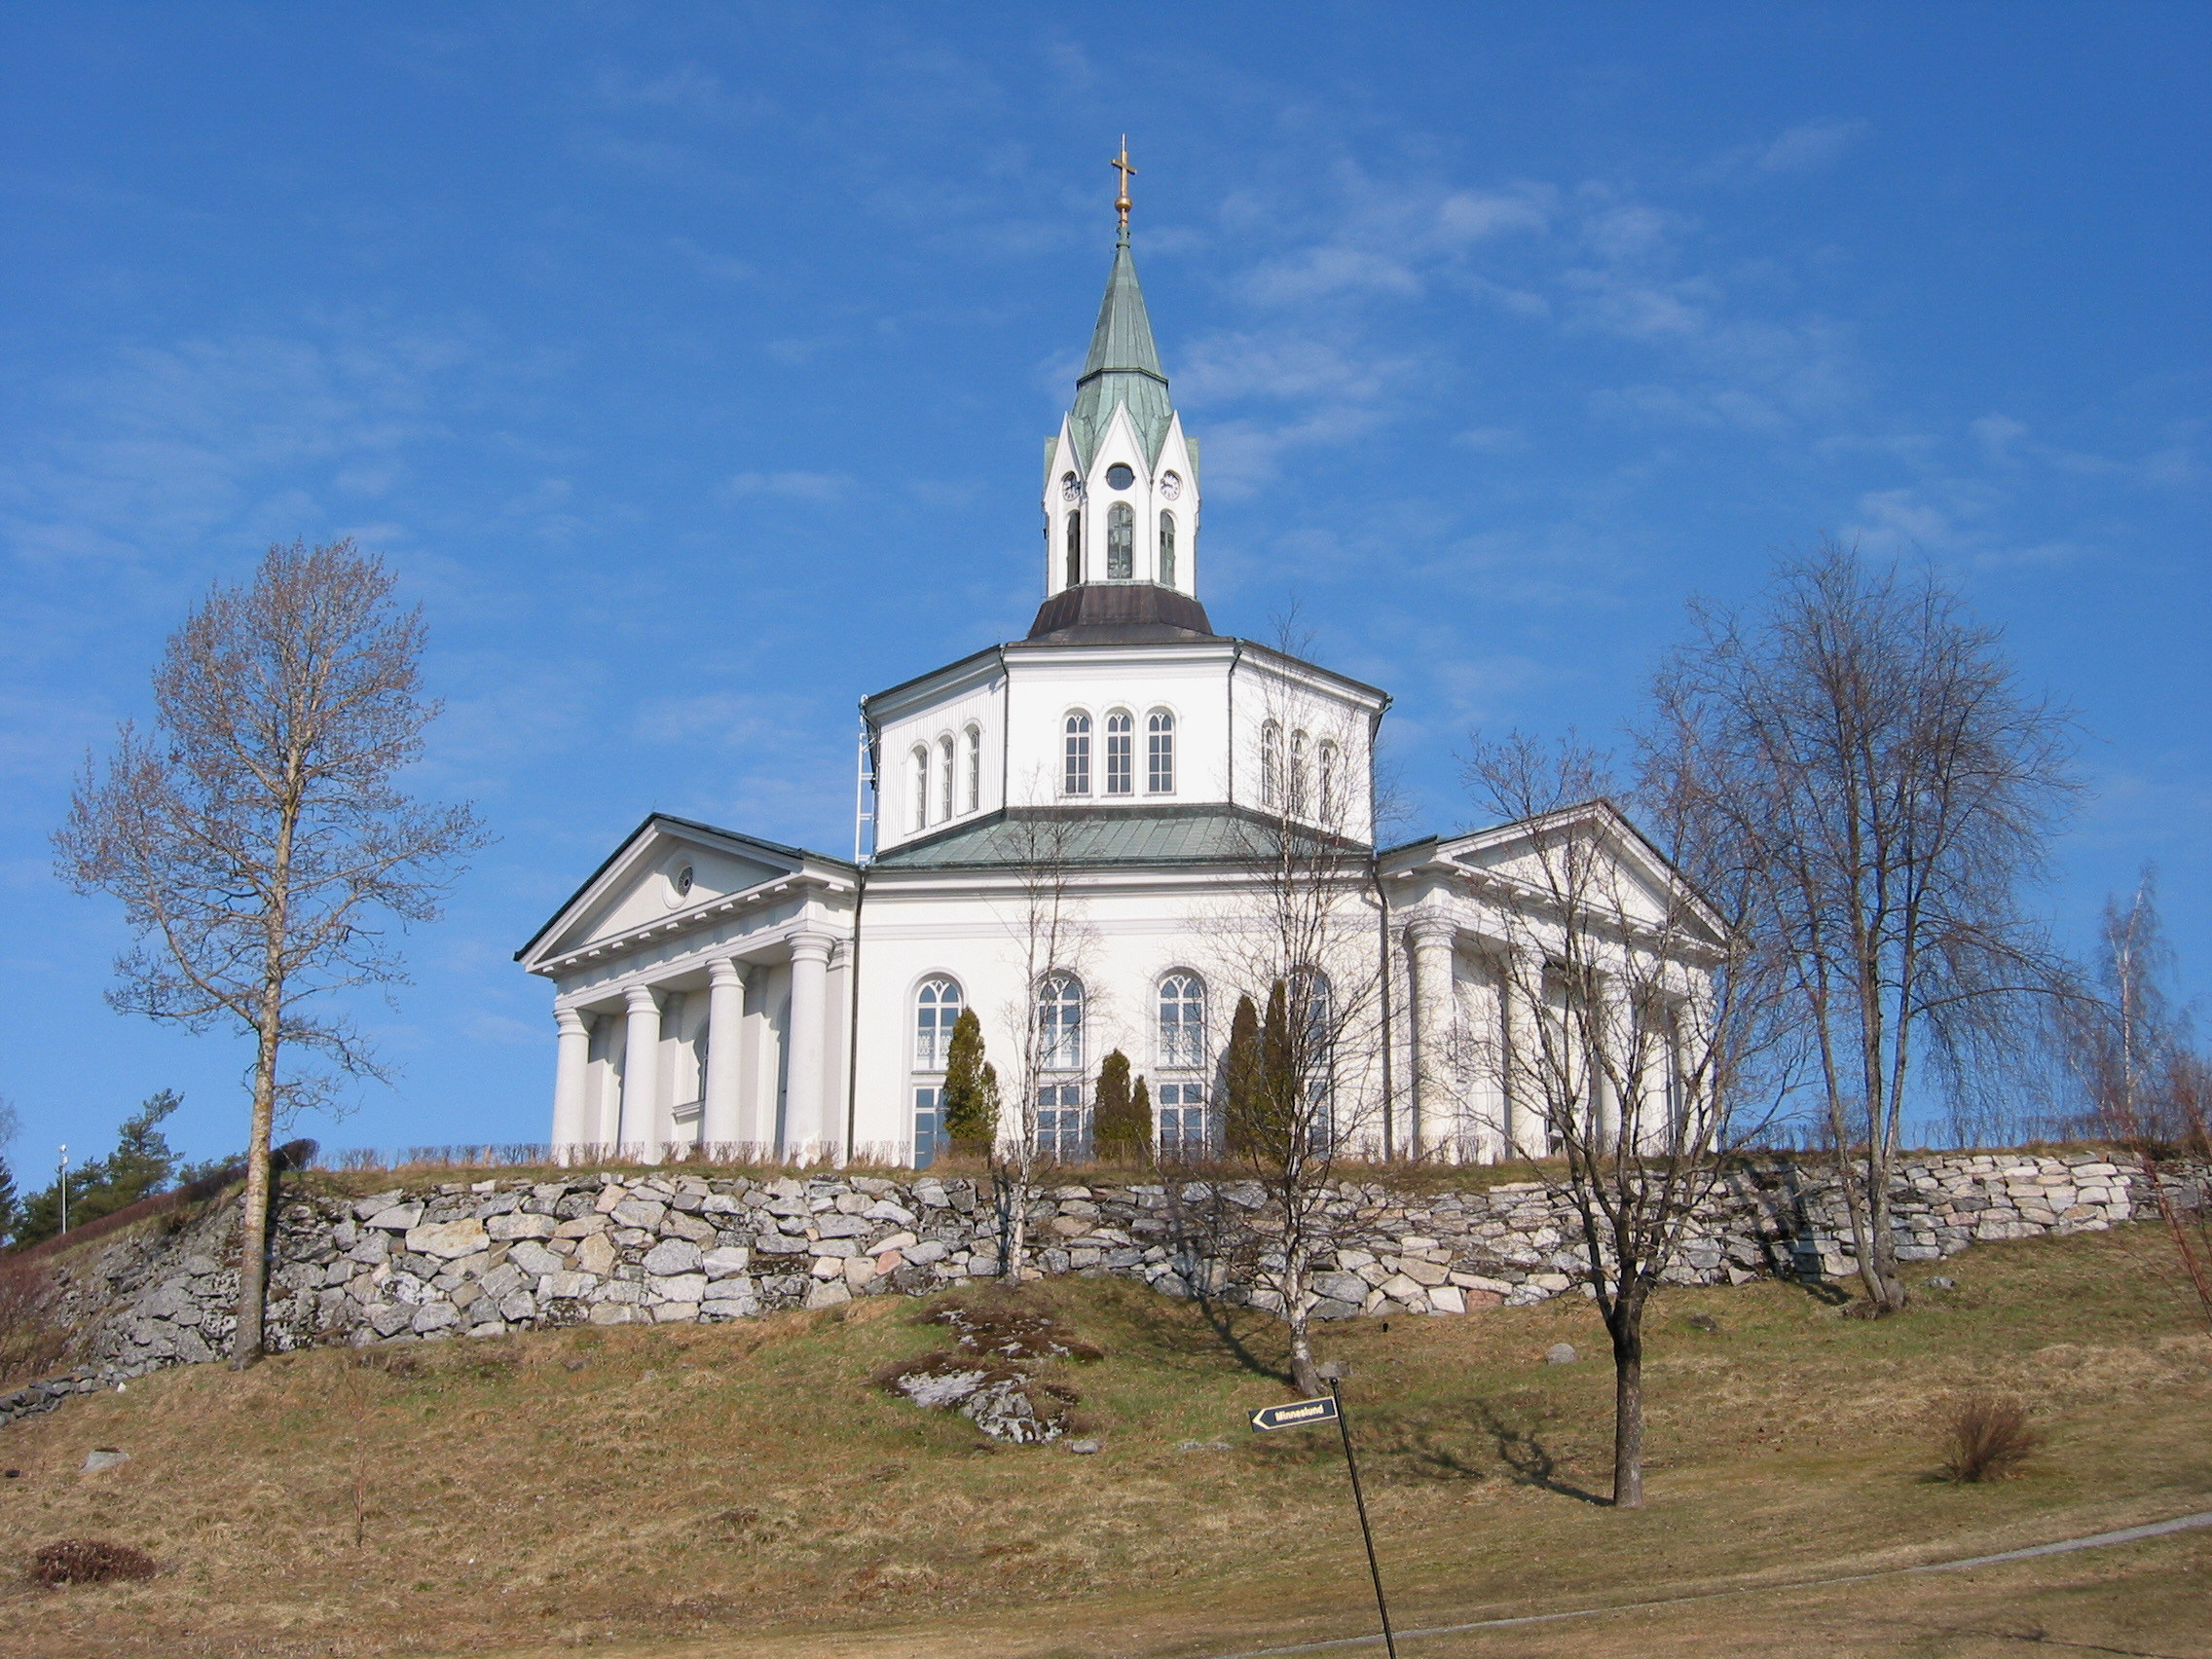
[1068,232,1177,473]
[871,805,1365,871]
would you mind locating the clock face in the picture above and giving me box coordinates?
[1105,462,1135,491]
[1160,471,1182,501]
[1060,472,1081,502]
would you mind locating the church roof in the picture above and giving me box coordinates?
[1067,232,1176,472]
[870,804,1365,870]
[1024,580,1219,644]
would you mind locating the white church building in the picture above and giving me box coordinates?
[517,194,1722,1169]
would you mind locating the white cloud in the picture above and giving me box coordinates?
[1971,413,2029,463]
[1710,119,1872,180]
[1752,119,1871,174]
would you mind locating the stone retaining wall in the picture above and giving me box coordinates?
[4,1148,2197,1429]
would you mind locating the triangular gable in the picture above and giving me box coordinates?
[514,814,848,969]
[1387,800,1730,948]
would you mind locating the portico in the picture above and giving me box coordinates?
[518,818,858,1163]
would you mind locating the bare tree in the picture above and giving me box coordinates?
[1647,543,2077,1312]
[1210,653,1390,1397]
[1464,732,1786,1508]
[2058,871,2212,1333]
[55,539,487,1366]
[987,802,1095,1279]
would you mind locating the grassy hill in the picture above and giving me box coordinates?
[0,1221,2204,1659]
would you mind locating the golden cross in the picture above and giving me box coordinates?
[1112,136,1136,231]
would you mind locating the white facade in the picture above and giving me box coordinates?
[519,217,1720,1168]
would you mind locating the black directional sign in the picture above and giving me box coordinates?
[1248,1394,1342,1432]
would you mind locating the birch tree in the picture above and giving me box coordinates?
[1213,664,1389,1397]
[1464,733,1788,1508]
[55,539,486,1366]
[990,806,1093,1278]
[2060,872,2212,1332]
[1647,543,2076,1312]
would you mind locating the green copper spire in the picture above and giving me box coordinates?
[1067,227,1176,471]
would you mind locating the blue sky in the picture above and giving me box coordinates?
[1,4,2204,1168]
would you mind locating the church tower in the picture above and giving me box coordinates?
[1032,145,1208,637]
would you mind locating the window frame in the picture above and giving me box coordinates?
[1104,708,1133,795]
[1062,710,1092,795]
[964,724,982,815]
[1159,509,1176,588]
[913,975,965,1071]
[1146,707,1175,793]
[939,734,956,824]
[1260,720,1283,808]
[1037,972,1086,1074]
[909,745,930,831]
[1065,509,1082,587]
[1106,500,1134,580]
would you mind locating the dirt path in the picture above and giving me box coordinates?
[462,1507,2212,1659]
[1198,1509,2212,1656]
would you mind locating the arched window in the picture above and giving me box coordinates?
[1260,720,1283,808]
[912,976,963,1169]
[1037,972,1085,1071]
[939,735,956,824]
[1065,510,1082,587]
[1104,710,1133,794]
[1317,740,1342,822]
[1147,709,1175,793]
[914,977,964,1069]
[1158,973,1207,1069]
[964,724,982,815]
[1290,729,1310,814]
[909,745,929,831]
[1106,501,1134,580]
[1062,711,1091,794]
[1035,973,1088,1161]
[1157,971,1210,1159]
[1159,510,1176,587]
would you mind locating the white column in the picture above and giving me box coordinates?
[1408,918,1456,1162]
[552,1008,592,1162]
[1504,948,1548,1159]
[702,958,747,1152]
[786,934,834,1161]
[1594,974,1626,1154]
[619,984,662,1164]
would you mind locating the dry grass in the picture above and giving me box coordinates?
[0,1225,2203,1658]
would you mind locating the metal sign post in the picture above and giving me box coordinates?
[1248,1372,1398,1659]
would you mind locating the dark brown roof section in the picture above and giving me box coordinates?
[1025,581,1219,645]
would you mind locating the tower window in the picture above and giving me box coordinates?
[1148,709,1175,793]
[939,735,956,823]
[1065,510,1082,587]
[1105,710,1133,794]
[1107,501,1133,580]
[1159,510,1176,587]
[965,724,981,815]
[1260,720,1283,808]
[910,746,929,831]
[1063,711,1091,795]
[1317,739,1342,821]
[1290,729,1310,814]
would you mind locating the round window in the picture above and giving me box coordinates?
[664,863,695,908]
[1105,462,1134,491]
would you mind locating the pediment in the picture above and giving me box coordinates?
[515,815,836,970]
[1411,801,1730,948]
